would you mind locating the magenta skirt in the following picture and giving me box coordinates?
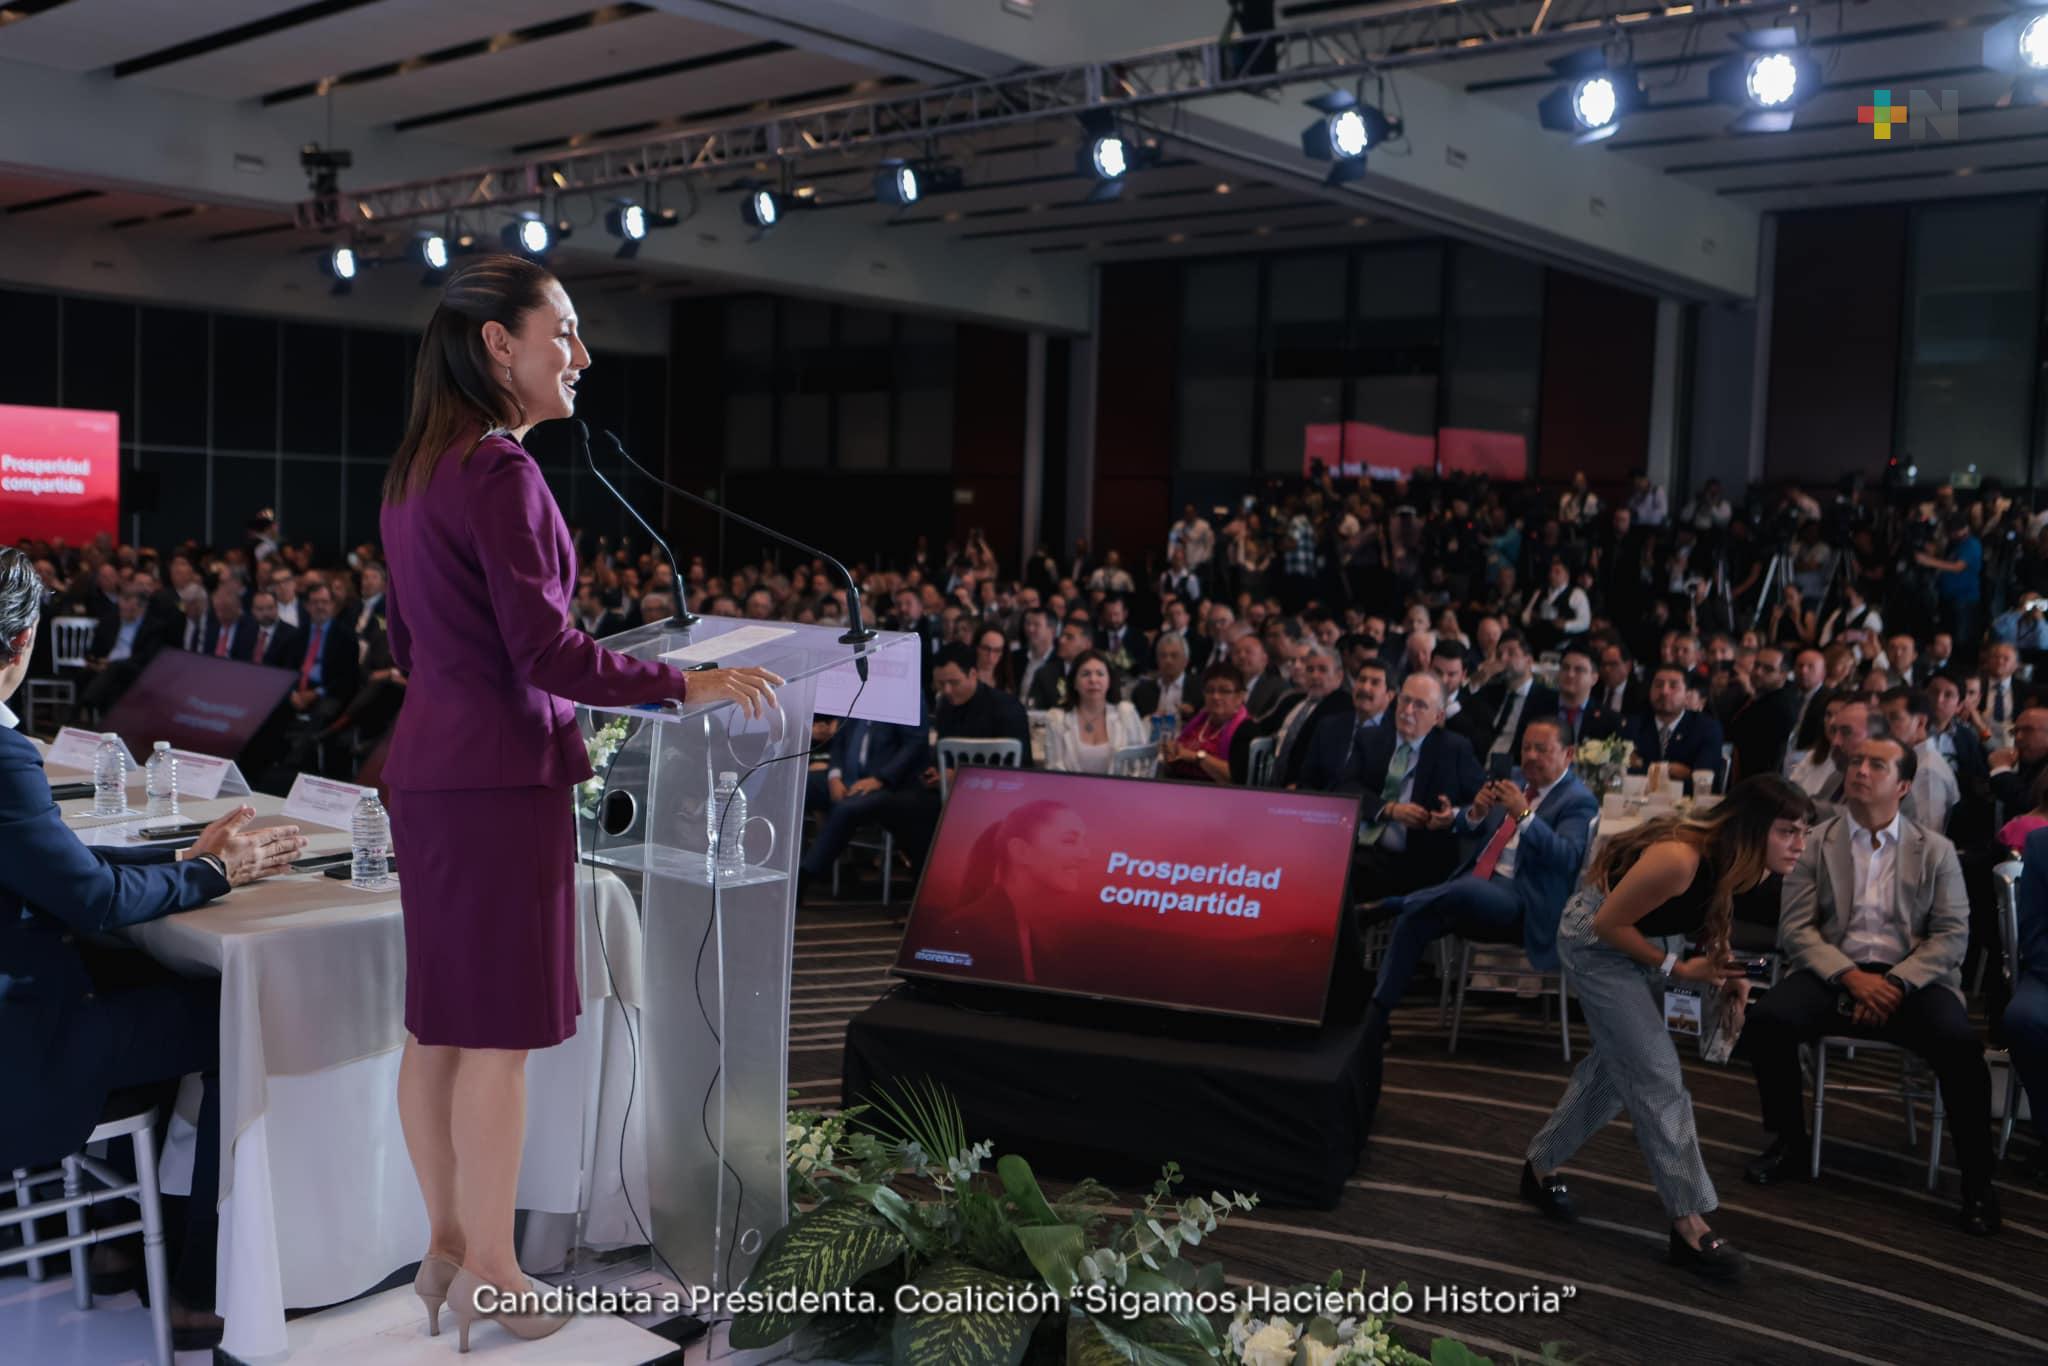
[387,786,582,1049]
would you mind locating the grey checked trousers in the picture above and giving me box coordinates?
[1526,892,1720,1220]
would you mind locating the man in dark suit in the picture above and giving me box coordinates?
[572,583,625,638]
[1361,716,1597,1042]
[1231,631,1293,722]
[1129,632,1192,725]
[1989,705,2048,816]
[0,548,307,1347]
[1553,643,1623,747]
[1298,661,1391,793]
[1428,641,1492,757]
[199,583,255,662]
[1337,672,1484,896]
[1094,595,1140,680]
[241,590,301,669]
[1260,644,1352,788]
[1596,640,1647,717]
[274,582,361,778]
[1728,645,1802,782]
[1625,665,1728,788]
[1027,618,1090,712]
[79,586,171,719]
[797,717,929,893]
[1468,629,1558,764]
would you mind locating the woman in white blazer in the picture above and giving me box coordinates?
[1044,650,1150,774]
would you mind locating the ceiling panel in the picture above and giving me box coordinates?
[0,0,301,72]
[131,0,593,100]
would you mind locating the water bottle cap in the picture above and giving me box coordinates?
[719,771,739,785]
[154,740,171,751]
[101,732,119,742]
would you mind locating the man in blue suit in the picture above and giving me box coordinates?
[1625,664,1727,788]
[1337,672,1484,896]
[797,716,929,893]
[1361,717,1596,1044]
[0,548,306,1347]
[2006,828,2048,1184]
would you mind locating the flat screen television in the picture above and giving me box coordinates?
[892,768,1359,1025]
[100,650,296,764]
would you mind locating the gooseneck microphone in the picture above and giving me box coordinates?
[585,423,878,680]
[576,421,699,629]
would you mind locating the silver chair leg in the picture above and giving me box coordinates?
[1902,1065,1919,1148]
[1448,942,1472,1055]
[1810,1047,1828,1179]
[2000,1067,2019,1160]
[62,1155,90,1311]
[1927,1083,1945,1193]
[12,1167,46,1280]
[131,1125,173,1366]
[881,831,893,906]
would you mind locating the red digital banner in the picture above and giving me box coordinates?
[0,404,121,543]
[895,770,1359,1024]
[1302,422,1527,482]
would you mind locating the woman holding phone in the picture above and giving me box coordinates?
[378,255,780,1348]
[1520,775,1813,1283]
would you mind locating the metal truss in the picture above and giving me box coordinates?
[310,0,1794,229]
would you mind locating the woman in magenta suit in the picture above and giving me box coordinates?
[378,255,778,1346]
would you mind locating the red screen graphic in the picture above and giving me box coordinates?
[0,404,120,543]
[895,770,1360,1024]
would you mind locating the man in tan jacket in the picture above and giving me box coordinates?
[1735,736,1998,1235]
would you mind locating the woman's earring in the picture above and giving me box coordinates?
[504,367,514,383]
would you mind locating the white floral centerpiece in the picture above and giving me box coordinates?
[577,717,630,819]
[1225,1309,1409,1365]
[1575,735,1633,795]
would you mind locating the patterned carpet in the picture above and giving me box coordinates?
[788,903,2048,1365]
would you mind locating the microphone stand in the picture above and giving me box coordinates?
[577,421,700,630]
[597,429,878,680]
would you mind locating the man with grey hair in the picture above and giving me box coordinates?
[173,581,211,653]
[1229,629,1289,721]
[1260,642,1351,788]
[1337,670,1484,896]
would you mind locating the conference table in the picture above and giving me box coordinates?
[50,779,652,1361]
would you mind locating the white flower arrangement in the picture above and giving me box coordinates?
[1575,735,1634,791]
[577,717,631,820]
[1224,1310,1403,1366]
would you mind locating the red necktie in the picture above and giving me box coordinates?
[214,627,230,658]
[1564,704,1582,738]
[300,629,319,687]
[255,627,270,662]
[1473,785,1539,881]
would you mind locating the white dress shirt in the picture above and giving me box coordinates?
[1482,773,1565,881]
[277,599,302,629]
[1910,739,1959,835]
[0,698,16,730]
[1843,811,1910,966]
[1017,648,1054,701]
[1490,678,1534,756]
[1787,749,1838,799]
[108,617,142,663]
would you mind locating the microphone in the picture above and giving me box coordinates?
[576,421,700,630]
[590,426,878,679]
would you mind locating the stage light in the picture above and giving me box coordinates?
[1084,134,1128,181]
[325,245,357,281]
[1538,52,1645,143]
[1984,7,2048,103]
[2026,13,2048,67]
[1708,30,1820,132]
[1299,91,1395,185]
[742,188,782,231]
[501,215,552,256]
[606,201,648,257]
[875,160,921,207]
[408,232,450,275]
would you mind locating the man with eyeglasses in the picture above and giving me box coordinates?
[1336,672,1483,896]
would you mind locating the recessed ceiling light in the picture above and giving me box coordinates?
[1215,182,1231,195]
[1351,216,1368,226]
[943,210,962,223]
[1167,232,1186,243]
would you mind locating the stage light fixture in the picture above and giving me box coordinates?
[875,160,921,207]
[1299,91,1394,185]
[408,232,450,276]
[1538,51,1646,143]
[606,201,648,258]
[501,215,553,256]
[2026,13,2048,66]
[1984,6,2048,104]
[1708,29,1820,132]
[321,245,357,285]
[742,187,782,231]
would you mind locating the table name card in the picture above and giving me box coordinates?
[282,774,376,831]
[48,727,133,773]
[168,750,251,802]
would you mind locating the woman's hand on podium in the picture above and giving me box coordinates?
[687,665,784,719]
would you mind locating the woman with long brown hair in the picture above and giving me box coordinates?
[378,255,779,1347]
[1520,774,1813,1283]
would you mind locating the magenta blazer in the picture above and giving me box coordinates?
[379,431,686,791]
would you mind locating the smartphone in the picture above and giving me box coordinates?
[49,782,94,802]
[290,852,354,873]
[133,821,210,842]
[1738,955,1774,982]
[1487,753,1514,782]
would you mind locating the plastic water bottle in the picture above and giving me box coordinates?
[350,792,391,889]
[92,733,129,817]
[709,771,746,879]
[145,741,179,818]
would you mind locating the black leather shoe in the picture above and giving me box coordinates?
[1669,1229,1746,1282]
[1519,1161,1578,1222]
[1742,1137,1813,1186]
[1959,1186,2002,1237]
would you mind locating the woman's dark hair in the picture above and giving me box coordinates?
[975,625,1015,691]
[1066,649,1123,706]
[961,800,1071,904]
[384,253,557,504]
[1199,661,1246,695]
[1588,773,1814,971]
[0,547,41,663]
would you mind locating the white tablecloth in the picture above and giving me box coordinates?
[59,792,650,1362]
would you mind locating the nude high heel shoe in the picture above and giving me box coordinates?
[446,1267,571,1353]
[413,1254,462,1336]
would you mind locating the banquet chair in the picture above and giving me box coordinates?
[1993,861,2025,1159]
[1245,735,1277,788]
[1444,814,1601,1062]
[21,615,95,734]
[935,738,1023,801]
[1109,742,1158,779]
[830,826,896,905]
[1808,1038,1945,1190]
[3,1098,173,1366]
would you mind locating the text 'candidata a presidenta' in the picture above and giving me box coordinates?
[1097,852,1283,918]
[467,1282,1580,1320]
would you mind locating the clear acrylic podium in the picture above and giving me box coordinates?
[574,614,919,1297]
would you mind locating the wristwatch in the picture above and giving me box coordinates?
[1660,950,1680,978]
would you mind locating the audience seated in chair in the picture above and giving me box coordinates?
[1337,671,1483,898]
[1297,661,1390,794]
[1735,736,2000,1235]
[797,716,929,892]
[1624,665,1727,790]
[1256,643,1351,789]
